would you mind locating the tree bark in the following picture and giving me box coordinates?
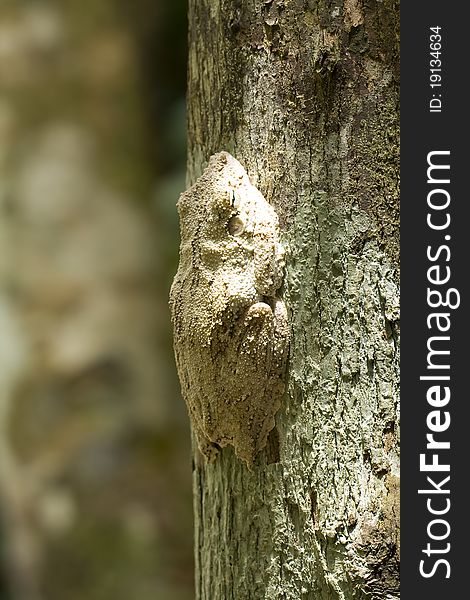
[187,1,399,598]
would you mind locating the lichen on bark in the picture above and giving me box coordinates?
[187,1,399,598]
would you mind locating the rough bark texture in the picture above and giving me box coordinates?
[187,1,399,599]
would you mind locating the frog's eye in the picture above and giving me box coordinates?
[227,215,245,236]
[230,190,240,209]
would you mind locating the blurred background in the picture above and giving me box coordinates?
[0,1,192,599]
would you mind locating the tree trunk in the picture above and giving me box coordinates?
[186,0,399,598]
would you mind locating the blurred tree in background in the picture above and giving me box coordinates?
[0,1,191,599]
